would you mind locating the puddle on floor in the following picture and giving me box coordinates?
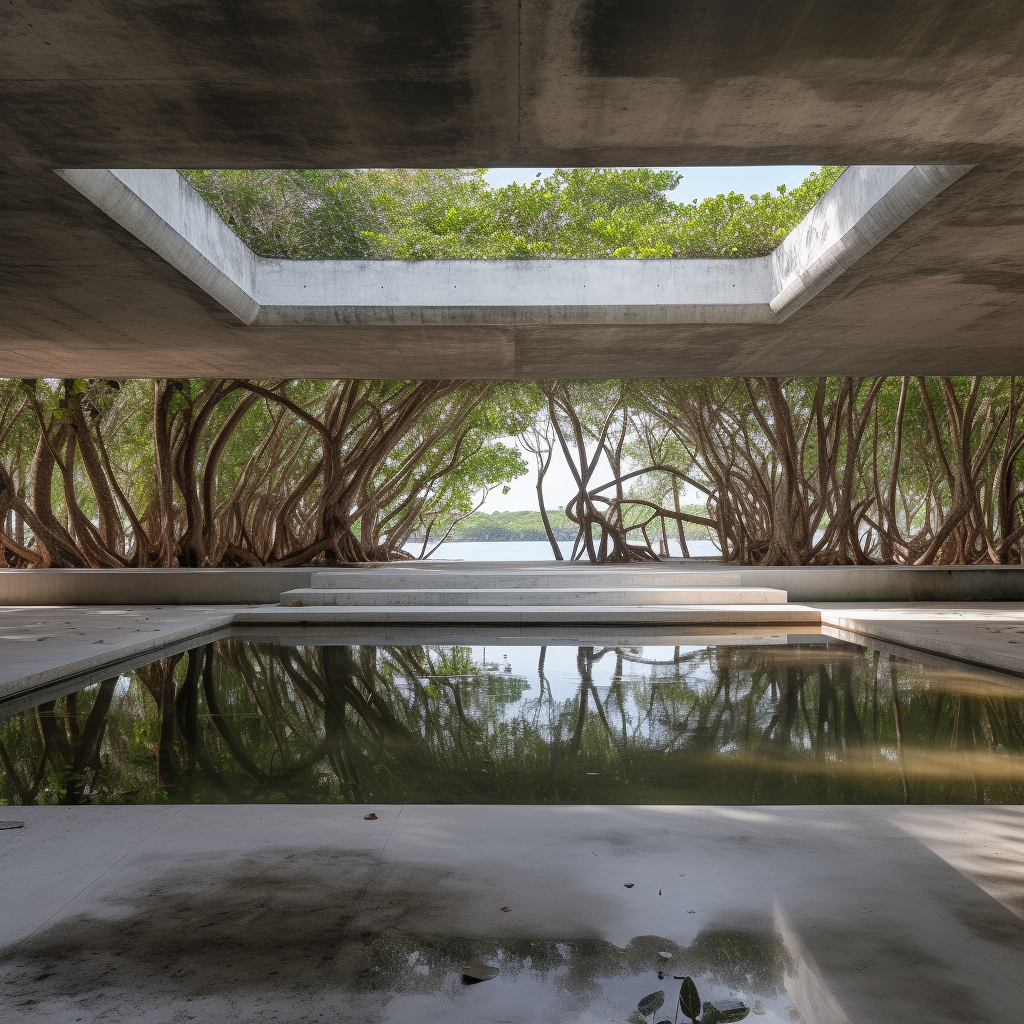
[346,929,796,1023]
[2,631,1023,805]
[0,833,798,1022]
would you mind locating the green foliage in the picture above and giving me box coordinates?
[3,374,1023,567]
[0,378,535,566]
[181,166,845,260]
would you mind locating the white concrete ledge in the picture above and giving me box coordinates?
[769,164,973,318]
[56,164,972,326]
[237,603,820,625]
[279,586,788,606]
[308,569,742,589]
[57,168,262,323]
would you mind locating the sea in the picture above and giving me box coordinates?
[404,538,722,561]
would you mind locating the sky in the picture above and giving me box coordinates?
[484,434,706,515]
[483,165,821,202]
[478,166,819,514]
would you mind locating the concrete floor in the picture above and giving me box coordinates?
[0,805,1022,1023]
[0,605,233,700]
[4,603,1024,1022]
[6,598,1024,1019]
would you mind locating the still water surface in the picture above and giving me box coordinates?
[2,634,1023,805]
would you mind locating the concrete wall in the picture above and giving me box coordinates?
[736,566,1024,603]
[0,569,315,606]
[2,566,1024,605]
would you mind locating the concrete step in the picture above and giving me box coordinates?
[308,569,741,590]
[247,604,819,626]
[281,586,786,607]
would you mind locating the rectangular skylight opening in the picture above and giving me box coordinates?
[177,165,844,261]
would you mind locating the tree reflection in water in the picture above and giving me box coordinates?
[349,927,791,1022]
[2,639,1024,805]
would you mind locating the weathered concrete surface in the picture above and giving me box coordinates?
[0,605,232,700]
[818,603,1024,677]
[1,804,1022,1022]
[0,568,317,607]
[2,2,1024,375]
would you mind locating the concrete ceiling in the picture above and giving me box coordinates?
[2,0,1024,378]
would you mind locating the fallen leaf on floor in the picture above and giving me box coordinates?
[624,882,635,888]
[363,812,378,820]
[707,996,751,1022]
[462,963,499,983]
[638,990,665,1016]
[678,976,701,1021]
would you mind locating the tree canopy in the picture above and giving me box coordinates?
[180,166,845,260]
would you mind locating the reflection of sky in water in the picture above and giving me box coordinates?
[402,643,770,738]
[348,930,802,1024]
[355,972,799,1024]
[469,644,707,701]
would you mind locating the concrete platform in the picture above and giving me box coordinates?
[245,602,818,626]
[1,804,1022,1023]
[280,586,788,606]
[818,603,1024,678]
[309,568,744,589]
[0,605,234,700]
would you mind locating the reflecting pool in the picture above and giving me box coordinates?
[3,633,1024,805]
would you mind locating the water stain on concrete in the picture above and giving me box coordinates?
[0,845,789,1022]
